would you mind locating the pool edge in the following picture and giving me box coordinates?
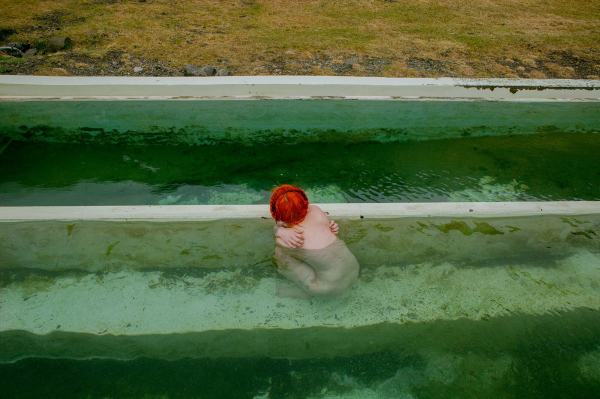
[0,201,598,221]
[0,76,599,99]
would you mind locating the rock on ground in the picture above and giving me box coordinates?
[201,65,216,76]
[46,37,72,53]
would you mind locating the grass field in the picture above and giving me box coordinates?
[1,0,599,77]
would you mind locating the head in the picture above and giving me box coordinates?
[270,185,309,225]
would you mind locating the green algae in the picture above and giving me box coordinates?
[561,217,591,228]
[20,275,57,301]
[412,219,513,237]
[508,266,570,295]
[410,222,432,235]
[2,99,598,147]
[66,224,75,236]
[571,230,598,239]
[434,221,505,236]
[374,224,394,233]
[105,241,120,256]
[342,227,369,245]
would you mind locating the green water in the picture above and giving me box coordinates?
[1,214,600,398]
[1,128,600,398]
[0,131,599,206]
[1,339,600,399]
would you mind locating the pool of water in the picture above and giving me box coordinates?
[0,131,599,206]
[1,341,600,399]
[1,214,599,399]
[1,92,599,398]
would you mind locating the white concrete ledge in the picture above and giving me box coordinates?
[0,201,598,221]
[0,76,598,100]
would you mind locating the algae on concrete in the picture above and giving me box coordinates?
[2,100,599,146]
[1,215,599,272]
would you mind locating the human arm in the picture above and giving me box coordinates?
[274,223,305,248]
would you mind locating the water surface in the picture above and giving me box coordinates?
[0,132,599,206]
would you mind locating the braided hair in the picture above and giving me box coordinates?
[270,185,309,224]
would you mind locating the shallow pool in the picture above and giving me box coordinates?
[1,77,599,399]
[1,214,600,398]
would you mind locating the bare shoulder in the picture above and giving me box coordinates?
[308,205,329,221]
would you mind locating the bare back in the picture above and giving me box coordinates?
[276,205,336,250]
[273,205,360,298]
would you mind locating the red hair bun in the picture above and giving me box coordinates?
[270,185,309,224]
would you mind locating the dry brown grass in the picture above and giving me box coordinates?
[1,0,599,77]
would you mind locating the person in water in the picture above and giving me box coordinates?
[271,185,360,299]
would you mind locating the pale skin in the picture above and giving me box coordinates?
[274,205,358,299]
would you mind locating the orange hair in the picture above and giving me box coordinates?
[270,185,309,225]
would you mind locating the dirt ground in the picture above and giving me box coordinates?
[1,0,599,78]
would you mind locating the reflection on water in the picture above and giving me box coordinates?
[0,131,599,205]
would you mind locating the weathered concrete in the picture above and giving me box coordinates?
[0,77,598,146]
[0,76,598,99]
[0,99,597,146]
[0,201,598,221]
[0,213,598,271]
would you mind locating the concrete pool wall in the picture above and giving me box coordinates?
[0,76,599,146]
[1,202,598,271]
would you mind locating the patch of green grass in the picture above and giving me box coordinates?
[453,35,497,51]
[1,0,599,77]
[258,28,377,51]
[0,55,24,64]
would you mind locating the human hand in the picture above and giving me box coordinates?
[329,220,339,235]
[277,226,305,248]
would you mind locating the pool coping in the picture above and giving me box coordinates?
[0,201,598,221]
[0,76,599,100]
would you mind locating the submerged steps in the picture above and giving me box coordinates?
[1,248,600,361]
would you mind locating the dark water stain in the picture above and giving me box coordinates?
[570,230,598,240]
[105,241,120,256]
[434,221,505,236]
[374,223,394,232]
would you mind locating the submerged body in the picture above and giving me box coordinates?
[274,205,360,299]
